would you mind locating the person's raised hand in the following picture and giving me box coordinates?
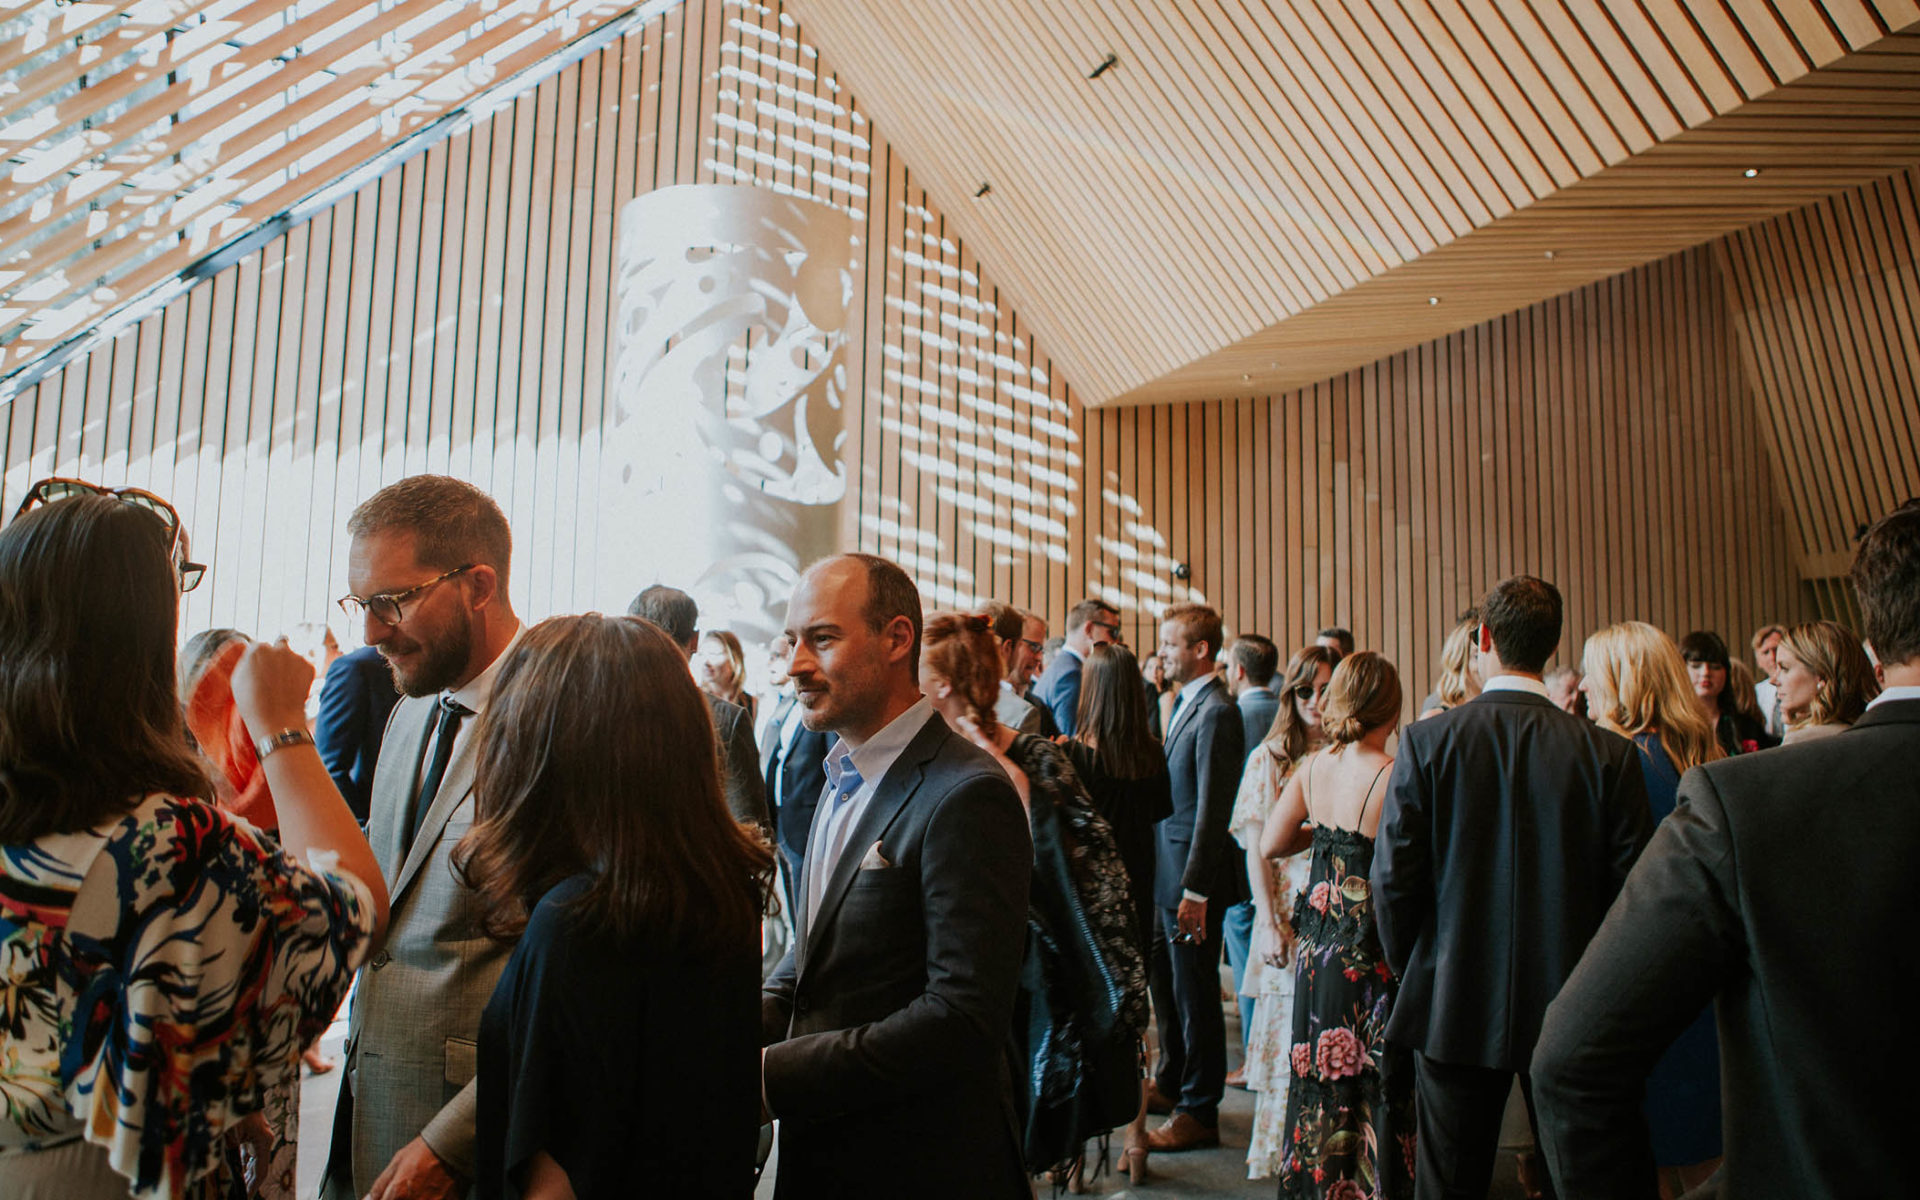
[230,638,315,737]
[364,1136,463,1200]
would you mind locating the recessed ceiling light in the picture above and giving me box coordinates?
[1744,167,1761,179]
[1543,250,1556,260]
[1427,296,1440,306]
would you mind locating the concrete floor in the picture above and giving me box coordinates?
[300,983,1537,1200]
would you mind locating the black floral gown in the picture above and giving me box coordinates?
[1277,821,1415,1200]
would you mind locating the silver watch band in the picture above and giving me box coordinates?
[254,727,316,761]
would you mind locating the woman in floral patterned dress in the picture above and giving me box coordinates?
[0,484,387,1200]
[1230,644,1338,1179]
[1260,651,1415,1200]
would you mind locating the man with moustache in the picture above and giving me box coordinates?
[321,476,523,1200]
[760,554,1031,1198]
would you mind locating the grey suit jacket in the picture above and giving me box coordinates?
[328,693,514,1196]
[761,713,1032,1198]
[1534,698,1920,1198]
[708,692,770,830]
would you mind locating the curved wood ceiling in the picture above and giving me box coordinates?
[783,0,1920,406]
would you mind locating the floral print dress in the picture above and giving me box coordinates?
[0,794,375,1199]
[1278,817,1414,1199]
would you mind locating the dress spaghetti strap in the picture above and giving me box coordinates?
[1355,760,1392,828]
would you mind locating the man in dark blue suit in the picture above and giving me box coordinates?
[760,635,831,918]
[1033,597,1121,735]
[1221,632,1280,1081]
[314,643,400,822]
[1372,576,1649,1200]
[1147,603,1245,1151]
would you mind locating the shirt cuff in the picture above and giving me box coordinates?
[1182,888,1208,903]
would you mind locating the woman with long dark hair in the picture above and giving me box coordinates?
[920,613,1147,1189]
[0,482,386,1200]
[456,614,774,1200]
[1064,641,1173,1183]
[1229,644,1337,1179]
[1679,630,1778,756]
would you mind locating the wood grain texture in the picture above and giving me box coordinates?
[0,0,1826,714]
[781,0,1920,406]
[1716,165,1920,576]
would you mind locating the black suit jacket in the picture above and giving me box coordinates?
[706,694,770,830]
[314,646,399,822]
[1237,686,1279,759]
[1372,688,1650,1070]
[1534,698,1920,1198]
[761,713,1031,1199]
[1154,676,1247,909]
[759,696,831,859]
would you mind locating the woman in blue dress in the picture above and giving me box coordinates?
[1580,621,1726,1198]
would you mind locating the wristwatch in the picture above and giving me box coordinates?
[254,727,316,761]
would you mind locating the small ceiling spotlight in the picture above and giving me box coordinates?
[1088,53,1118,79]
[974,182,991,198]
[1241,373,1251,382]
[1744,167,1761,179]
[1543,249,1556,260]
[1427,296,1441,306]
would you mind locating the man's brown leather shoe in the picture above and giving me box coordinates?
[1144,1112,1220,1152]
[1144,1079,1175,1115]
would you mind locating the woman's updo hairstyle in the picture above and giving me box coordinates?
[1319,650,1402,746]
[921,610,1004,730]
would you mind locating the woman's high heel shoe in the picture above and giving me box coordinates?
[1121,1142,1149,1184]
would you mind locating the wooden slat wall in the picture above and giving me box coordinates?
[0,0,1815,708]
[1090,247,1806,699]
[1715,165,1920,574]
[782,1,1920,406]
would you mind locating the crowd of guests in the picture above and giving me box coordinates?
[0,470,1913,1200]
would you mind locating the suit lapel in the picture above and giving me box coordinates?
[1167,676,1218,747]
[796,714,947,977]
[391,728,480,902]
[370,697,435,885]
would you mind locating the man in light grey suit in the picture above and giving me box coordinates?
[628,584,770,831]
[322,476,522,1200]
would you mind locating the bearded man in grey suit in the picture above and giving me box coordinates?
[322,476,523,1200]
[761,554,1032,1198]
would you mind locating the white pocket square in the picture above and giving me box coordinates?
[858,841,893,870]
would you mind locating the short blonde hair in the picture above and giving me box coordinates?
[1433,616,1479,709]
[1581,622,1722,773]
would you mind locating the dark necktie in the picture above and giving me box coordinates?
[405,695,473,853]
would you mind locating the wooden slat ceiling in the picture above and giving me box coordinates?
[782,0,1920,407]
[0,0,644,379]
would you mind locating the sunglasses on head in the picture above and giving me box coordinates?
[15,477,206,592]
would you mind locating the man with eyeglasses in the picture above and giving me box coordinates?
[321,475,524,1200]
[1034,597,1122,736]
[984,601,1053,736]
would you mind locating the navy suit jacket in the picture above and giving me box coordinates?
[1154,676,1247,909]
[1371,689,1651,1071]
[759,696,831,860]
[1034,648,1083,736]
[1237,686,1279,759]
[761,713,1031,1198]
[314,645,399,822]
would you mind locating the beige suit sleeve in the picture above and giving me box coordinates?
[418,1079,480,1177]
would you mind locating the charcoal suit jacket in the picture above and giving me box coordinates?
[1371,688,1651,1070]
[1534,697,1920,1198]
[1154,675,1247,909]
[760,713,1032,1199]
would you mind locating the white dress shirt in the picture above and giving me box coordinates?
[1868,684,1920,709]
[1480,674,1551,699]
[804,697,934,931]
